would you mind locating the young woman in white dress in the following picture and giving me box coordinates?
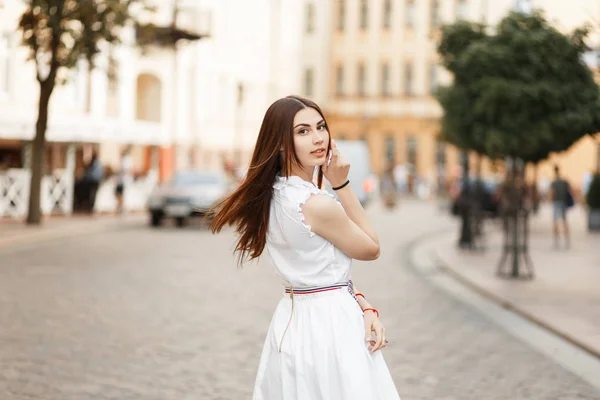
[210,96,401,399]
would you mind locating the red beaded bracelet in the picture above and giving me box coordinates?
[362,307,379,318]
[355,293,365,299]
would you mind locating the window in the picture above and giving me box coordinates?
[337,0,346,31]
[381,62,391,97]
[357,63,366,97]
[0,33,10,94]
[383,0,392,29]
[336,65,345,97]
[431,0,441,28]
[304,68,314,97]
[456,0,468,20]
[406,0,416,28]
[359,0,368,30]
[404,62,413,96]
[107,52,119,93]
[385,136,396,165]
[407,136,418,167]
[429,63,438,93]
[306,3,315,34]
[106,52,119,117]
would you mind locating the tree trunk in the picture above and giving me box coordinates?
[510,161,520,277]
[459,150,473,248]
[26,78,56,225]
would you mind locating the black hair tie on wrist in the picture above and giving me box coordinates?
[332,180,350,191]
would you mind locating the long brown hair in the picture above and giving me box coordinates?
[209,95,331,265]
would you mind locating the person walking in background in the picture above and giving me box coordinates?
[380,164,398,209]
[550,165,572,249]
[210,96,401,399]
[74,152,104,213]
[115,147,133,214]
[582,170,593,198]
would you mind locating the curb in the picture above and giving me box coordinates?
[429,234,600,361]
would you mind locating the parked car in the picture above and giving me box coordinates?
[324,140,376,207]
[147,170,230,227]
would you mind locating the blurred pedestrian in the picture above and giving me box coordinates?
[582,170,593,197]
[380,164,398,209]
[209,96,400,399]
[115,147,133,214]
[550,165,572,249]
[79,153,104,213]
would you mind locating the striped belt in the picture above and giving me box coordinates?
[284,281,355,297]
[279,280,356,353]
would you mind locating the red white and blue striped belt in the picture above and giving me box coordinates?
[284,280,356,300]
[278,280,357,352]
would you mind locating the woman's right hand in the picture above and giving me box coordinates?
[321,139,350,188]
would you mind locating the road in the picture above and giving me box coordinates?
[0,201,598,399]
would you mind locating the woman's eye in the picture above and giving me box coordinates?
[298,129,308,135]
[317,125,325,131]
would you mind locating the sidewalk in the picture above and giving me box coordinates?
[431,204,600,358]
[0,213,146,250]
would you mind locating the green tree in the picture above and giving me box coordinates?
[18,0,141,225]
[438,12,600,163]
[437,11,600,276]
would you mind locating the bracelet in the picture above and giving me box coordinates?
[362,307,379,318]
[355,293,365,300]
[332,180,350,191]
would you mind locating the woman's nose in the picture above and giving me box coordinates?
[313,131,324,143]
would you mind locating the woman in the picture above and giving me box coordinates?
[210,96,400,399]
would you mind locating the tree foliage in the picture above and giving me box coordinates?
[19,0,139,80]
[437,11,600,163]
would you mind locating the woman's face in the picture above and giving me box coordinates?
[292,107,330,169]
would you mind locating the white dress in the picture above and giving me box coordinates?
[253,175,401,400]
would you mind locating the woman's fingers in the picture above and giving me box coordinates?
[322,150,331,171]
[371,326,386,353]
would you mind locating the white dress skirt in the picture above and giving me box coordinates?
[253,289,401,400]
[254,174,401,399]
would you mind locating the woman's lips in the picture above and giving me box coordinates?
[311,149,325,157]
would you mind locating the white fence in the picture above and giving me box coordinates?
[0,168,158,218]
[0,168,74,218]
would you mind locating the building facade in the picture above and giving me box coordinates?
[0,0,304,217]
[300,0,600,192]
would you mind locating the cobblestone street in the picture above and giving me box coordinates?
[1,201,599,399]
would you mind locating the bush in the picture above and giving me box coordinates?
[586,174,600,210]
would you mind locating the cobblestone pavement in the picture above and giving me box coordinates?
[0,201,599,399]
